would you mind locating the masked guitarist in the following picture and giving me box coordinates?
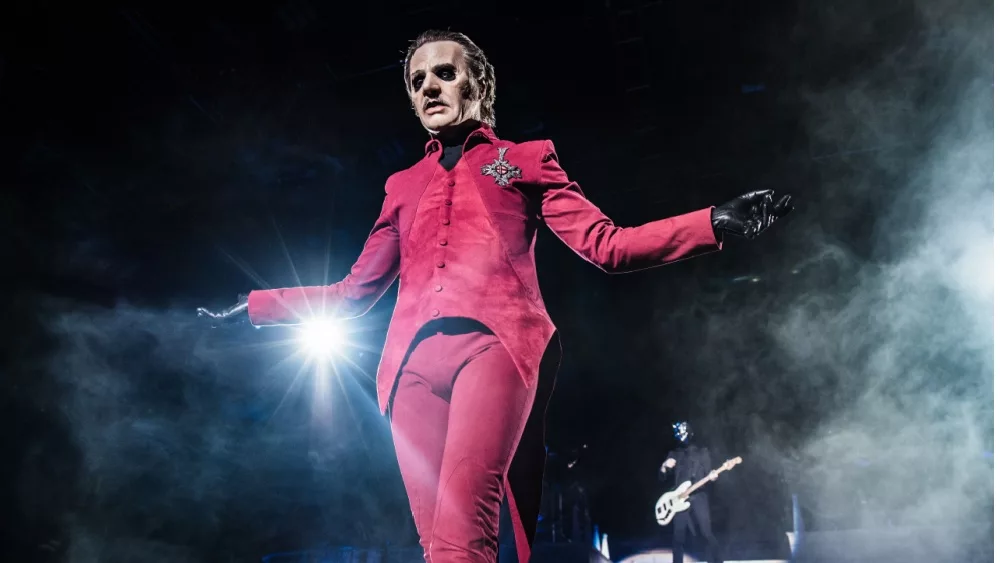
[659,421,722,563]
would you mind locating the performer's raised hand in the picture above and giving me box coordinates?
[711,189,794,240]
[196,293,249,326]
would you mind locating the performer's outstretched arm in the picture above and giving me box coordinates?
[198,195,401,327]
[536,141,792,273]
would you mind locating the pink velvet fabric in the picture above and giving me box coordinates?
[246,124,722,415]
[245,123,722,562]
[391,326,532,563]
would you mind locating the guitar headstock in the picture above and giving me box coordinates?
[722,457,743,471]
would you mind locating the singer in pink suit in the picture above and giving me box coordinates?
[198,30,792,563]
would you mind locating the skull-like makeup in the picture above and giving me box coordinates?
[408,41,482,134]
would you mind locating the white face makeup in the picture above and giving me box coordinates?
[408,41,482,134]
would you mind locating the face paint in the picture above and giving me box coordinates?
[408,41,482,134]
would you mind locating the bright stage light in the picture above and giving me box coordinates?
[298,319,344,358]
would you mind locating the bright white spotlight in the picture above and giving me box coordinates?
[298,319,344,359]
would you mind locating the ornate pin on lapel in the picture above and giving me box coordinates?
[481,147,522,187]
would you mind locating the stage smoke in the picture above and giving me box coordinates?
[659,0,992,555]
[20,299,405,562]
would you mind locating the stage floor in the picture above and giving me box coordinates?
[618,554,786,563]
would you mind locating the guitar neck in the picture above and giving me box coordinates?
[678,458,741,500]
[680,474,715,499]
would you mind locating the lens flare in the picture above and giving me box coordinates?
[298,319,344,359]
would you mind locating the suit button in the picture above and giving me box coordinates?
[436,261,445,268]
[431,309,440,317]
[434,285,443,292]
[444,199,453,206]
[447,180,455,187]
[439,239,447,246]
[442,219,450,225]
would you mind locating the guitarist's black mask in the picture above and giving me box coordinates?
[672,421,692,444]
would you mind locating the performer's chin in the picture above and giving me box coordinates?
[421,110,448,127]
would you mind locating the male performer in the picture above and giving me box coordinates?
[198,30,792,563]
[660,421,721,563]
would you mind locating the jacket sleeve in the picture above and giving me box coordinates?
[537,140,722,273]
[657,449,676,482]
[246,194,401,326]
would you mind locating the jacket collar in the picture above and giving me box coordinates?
[424,122,497,157]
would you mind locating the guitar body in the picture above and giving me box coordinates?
[654,480,692,526]
[652,456,742,527]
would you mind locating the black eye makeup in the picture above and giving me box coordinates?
[411,63,459,90]
[435,65,456,80]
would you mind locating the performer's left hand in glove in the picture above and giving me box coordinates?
[711,189,794,240]
[196,293,249,326]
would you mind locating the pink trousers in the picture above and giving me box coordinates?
[389,321,537,563]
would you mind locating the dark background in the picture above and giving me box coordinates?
[1,0,993,561]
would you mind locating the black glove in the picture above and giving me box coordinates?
[711,189,794,240]
[196,293,249,326]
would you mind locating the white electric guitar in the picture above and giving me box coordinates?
[653,456,742,526]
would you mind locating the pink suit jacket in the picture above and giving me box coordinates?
[246,124,722,414]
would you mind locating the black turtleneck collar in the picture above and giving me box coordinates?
[434,120,480,171]
[434,120,481,149]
